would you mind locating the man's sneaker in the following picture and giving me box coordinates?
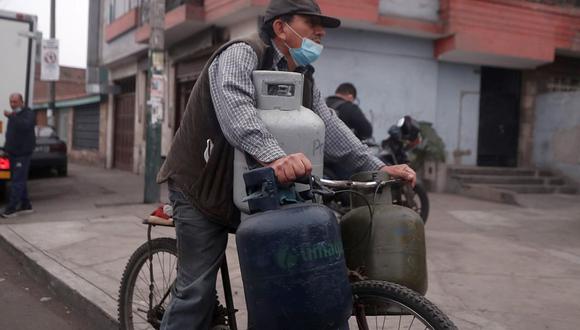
[1,208,18,218]
[18,204,34,215]
[149,204,173,224]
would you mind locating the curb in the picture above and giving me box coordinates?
[0,228,119,330]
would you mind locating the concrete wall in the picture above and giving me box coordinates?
[102,30,147,66]
[533,92,580,183]
[315,29,438,144]
[228,18,258,40]
[379,0,439,21]
[435,63,481,165]
[315,28,482,165]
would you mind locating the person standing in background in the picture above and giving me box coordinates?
[326,82,373,140]
[2,93,36,218]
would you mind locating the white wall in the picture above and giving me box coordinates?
[228,18,258,40]
[533,92,580,183]
[315,29,481,165]
[435,63,481,165]
[379,0,439,22]
[315,29,439,144]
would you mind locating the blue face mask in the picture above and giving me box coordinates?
[285,24,323,67]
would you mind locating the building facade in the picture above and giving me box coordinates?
[33,65,106,166]
[87,0,580,183]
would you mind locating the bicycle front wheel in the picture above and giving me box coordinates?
[118,237,177,330]
[350,280,456,330]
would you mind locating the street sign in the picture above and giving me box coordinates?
[41,38,59,81]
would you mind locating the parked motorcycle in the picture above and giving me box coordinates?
[375,116,429,223]
[324,116,430,223]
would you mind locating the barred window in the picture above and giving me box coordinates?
[524,0,580,7]
[546,77,580,92]
[108,0,143,24]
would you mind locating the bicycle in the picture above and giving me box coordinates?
[118,176,457,330]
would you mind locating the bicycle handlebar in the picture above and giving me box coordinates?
[294,175,400,190]
[318,178,399,189]
[243,169,401,213]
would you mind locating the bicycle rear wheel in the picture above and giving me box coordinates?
[350,280,456,330]
[118,238,177,330]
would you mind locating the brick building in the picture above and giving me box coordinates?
[33,65,106,166]
[86,0,580,184]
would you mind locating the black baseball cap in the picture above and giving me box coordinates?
[264,0,341,28]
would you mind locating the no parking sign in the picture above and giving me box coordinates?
[41,39,60,81]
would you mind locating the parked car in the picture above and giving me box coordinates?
[30,126,67,176]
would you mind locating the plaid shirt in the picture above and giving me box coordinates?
[208,42,385,173]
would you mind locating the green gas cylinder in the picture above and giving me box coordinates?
[340,172,428,295]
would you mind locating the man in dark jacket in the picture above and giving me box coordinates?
[2,93,36,217]
[326,82,373,140]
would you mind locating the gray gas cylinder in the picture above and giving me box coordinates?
[341,171,428,295]
[233,71,325,214]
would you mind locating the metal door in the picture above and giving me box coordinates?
[114,93,135,171]
[73,104,99,150]
[477,67,521,167]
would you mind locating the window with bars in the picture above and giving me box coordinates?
[138,0,204,25]
[525,0,580,7]
[545,77,580,92]
[108,0,144,24]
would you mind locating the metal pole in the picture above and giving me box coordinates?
[144,0,165,203]
[48,0,56,127]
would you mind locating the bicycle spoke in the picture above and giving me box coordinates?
[119,239,179,330]
[133,285,149,306]
[156,252,168,289]
[407,316,415,329]
[349,281,455,330]
[382,313,386,329]
[398,310,402,329]
[132,309,149,324]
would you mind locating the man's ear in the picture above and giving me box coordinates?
[272,19,287,41]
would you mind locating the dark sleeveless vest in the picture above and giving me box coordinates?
[157,34,314,229]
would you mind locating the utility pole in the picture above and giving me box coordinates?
[48,0,56,127]
[144,0,165,203]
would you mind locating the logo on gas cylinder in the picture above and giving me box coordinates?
[275,241,343,270]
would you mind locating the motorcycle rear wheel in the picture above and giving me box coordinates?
[396,184,429,224]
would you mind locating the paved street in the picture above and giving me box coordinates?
[0,242,103,330]
[0,163,579,329]
[427,192,580,329]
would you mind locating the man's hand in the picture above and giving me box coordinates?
[380,164,416,187]
[3,110,12,117]
[266,153,313,184]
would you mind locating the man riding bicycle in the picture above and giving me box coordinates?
[156,0,416,328]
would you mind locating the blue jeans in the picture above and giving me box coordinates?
[8,155,31,211]
[161,187,229,330]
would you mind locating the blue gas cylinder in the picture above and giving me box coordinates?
[236,204,352,330]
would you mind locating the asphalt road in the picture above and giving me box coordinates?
[0,244,103,330]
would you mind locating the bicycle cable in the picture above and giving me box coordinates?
[325,189,374,253]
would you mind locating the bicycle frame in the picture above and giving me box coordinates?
[144,221,238,330]
[137,175,425,330]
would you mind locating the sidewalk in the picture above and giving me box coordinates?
[1,163,580,329]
